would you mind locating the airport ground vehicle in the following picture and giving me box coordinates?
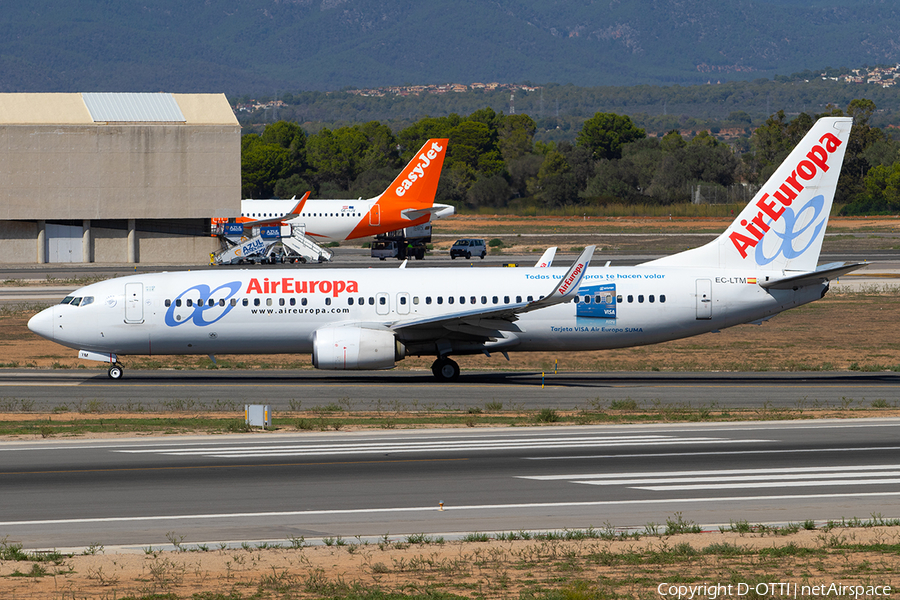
[371,224,431,260]
[450,238,486,259]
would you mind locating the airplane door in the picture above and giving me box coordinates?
[124,282,144,323]
[369,204,380,227]
[376,292,390,315]
[696,279,712,320]
[397,292,410,315]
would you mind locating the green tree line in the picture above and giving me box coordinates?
[241,99,900,215]
[237,75,900,142]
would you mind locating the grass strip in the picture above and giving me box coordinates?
[5,403,900,438]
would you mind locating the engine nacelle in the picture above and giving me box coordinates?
[312,326,405,370]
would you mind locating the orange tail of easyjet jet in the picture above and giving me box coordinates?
[347,139,449,239]
[382,139,448,207]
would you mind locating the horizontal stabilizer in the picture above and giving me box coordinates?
[401,203,456,220]
[760,262,867,289]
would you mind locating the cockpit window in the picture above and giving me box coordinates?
[71,297,83,306]
[60,296,74,305]
[81,296,94,307]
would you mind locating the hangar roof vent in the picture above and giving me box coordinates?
[81,92,186,123]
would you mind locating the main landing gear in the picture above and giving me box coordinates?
[108,363,124,380]
[431,357,460,381]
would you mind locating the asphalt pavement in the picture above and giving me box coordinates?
[2,420,899,550]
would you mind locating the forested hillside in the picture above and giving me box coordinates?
[237,76,900,142]
[3,1,900,92]
[242,100,900,216]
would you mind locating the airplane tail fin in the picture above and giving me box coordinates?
[646,117,852,272]
[380,139,449,209]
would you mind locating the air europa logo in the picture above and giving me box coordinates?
[246,277,359,297]
[730,131,843,260]
[395,141,444,197]
[165,281,241,327]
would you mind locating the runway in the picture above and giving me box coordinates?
[2,420,900,550]
[3,369,900,411]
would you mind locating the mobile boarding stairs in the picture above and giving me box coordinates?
[211,224,333,265]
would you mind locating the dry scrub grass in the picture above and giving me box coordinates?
[2,527,899,600]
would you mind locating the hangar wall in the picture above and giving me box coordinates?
[0,221,219,264]
[0,93,239,264]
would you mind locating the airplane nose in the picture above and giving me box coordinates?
[27,307,55,341]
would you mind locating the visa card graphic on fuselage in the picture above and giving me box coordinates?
[575,283,616,319]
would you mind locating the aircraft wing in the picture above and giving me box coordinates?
[759,262,868,289]
[241,192,310,228]
[392,246,594,339]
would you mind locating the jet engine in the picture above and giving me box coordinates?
[312,326,405,370]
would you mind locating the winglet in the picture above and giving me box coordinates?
[240,191,311,228]
[523,246,595,313]
[547,246,594,301]
[287,191,310,217]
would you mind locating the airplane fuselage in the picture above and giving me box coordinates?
[239,199,454,243]
[32,266,823,360]
[240,198,384,241]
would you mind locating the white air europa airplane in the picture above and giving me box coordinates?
[29,117,861,380]
[235,138,454,241]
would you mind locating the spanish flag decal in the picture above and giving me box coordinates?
[747,277,757,284]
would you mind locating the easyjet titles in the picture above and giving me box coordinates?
[246,277,359,297]
[395,141,444,197]
[729,131,843,259]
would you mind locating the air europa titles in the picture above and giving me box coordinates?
[557,263,584,295]
[730,131,843,259]
[246,277,359,297]
[395,141,444,196]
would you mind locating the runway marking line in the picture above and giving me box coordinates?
[6,491,900,528]
[527,445,900,461]
[522,464,900,480]
[0,457,467,477]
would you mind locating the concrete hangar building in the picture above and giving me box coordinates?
[0,92,240,264]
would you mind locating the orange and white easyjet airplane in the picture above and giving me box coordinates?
[236,139,454,241]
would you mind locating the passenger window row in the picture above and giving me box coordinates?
[244,212,360,218]
[160,293,667,310]
[625,294,666,303]
[421,295,530,306]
